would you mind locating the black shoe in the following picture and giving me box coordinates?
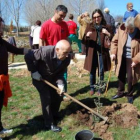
[127,96,133,104]
[112,94,123,99]
[46,125,62,132]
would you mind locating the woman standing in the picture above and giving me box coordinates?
[32,20,41,49]
[83,9,112,95]
[0,17,28,137]
[111,17,140,103]
[78,12,91,54]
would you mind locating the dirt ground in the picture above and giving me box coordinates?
[72,103,140,140]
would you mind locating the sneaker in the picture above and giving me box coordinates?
[0,128,13,134]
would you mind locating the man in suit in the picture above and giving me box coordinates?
[25,40,71,132]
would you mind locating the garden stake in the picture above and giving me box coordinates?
[42,79,108,122]
[104,61,114,97]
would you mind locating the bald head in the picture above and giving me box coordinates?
[56,40,71,50]
[55,40,71,60]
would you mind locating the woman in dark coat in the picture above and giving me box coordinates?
[0,17,28,136]
[83,9,113,95]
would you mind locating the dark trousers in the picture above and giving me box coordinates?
[29,36,33,48]
[0,90,4,131]
[118,57,134,97]
[90,51,104,92]
[81,43,86,54]
[32,44,39,49]
[33,80,62,126]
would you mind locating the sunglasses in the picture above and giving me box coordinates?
[93,16,101,19]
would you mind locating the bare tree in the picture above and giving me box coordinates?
[96,0,105,11]
[24,0,63,26]
[114,15,123,23]
[64,0,97,16]
[24,0,100,26]
[24,0,37,25]
[5,0,25,36]
[0,0,10,24]
[63,0,97,24]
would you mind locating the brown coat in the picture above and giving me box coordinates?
[83,24,112,72]
[77,16,91,40]
[111,23,140,85]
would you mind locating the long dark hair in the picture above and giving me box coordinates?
[92,9,106,26]
[0,17,4,22]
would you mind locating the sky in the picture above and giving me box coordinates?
[104,0,140,16]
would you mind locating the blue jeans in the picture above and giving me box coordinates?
[90,52,104,93]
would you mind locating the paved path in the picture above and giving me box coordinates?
[8,53,86,70]
[8,62,27,69]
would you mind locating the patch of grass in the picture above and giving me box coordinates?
[8,55,25,63]
[2,54,140,139]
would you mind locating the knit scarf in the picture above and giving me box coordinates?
[95,24,102,52]
[95,24,102,45]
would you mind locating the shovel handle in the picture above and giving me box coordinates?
[42,79,108,122]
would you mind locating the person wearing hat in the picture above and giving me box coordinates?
[78,12,91,55]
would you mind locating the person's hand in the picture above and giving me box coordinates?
[110,54,116,61]
[102,28,110,36]
[131,62,136,68]
[32,71,42,81]
[86,31,92,37]
[57,84,64,95]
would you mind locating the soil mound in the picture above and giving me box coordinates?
[74,103,140,140]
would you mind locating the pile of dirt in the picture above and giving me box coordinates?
[74,103,140,140]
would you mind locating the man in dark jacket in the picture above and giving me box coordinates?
[0,17,29,138]
[103,8,115,34]
[25,40,71,132]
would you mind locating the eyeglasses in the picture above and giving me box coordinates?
[93,16,101,19]
[129,5,133,8]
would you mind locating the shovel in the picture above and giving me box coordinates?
[42,79,108,122]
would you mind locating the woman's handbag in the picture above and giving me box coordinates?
[104,35,111,48]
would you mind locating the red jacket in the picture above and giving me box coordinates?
[0,75,12,107]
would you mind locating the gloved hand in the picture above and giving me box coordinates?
[57,84,64,95]
[32,71,42,81]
